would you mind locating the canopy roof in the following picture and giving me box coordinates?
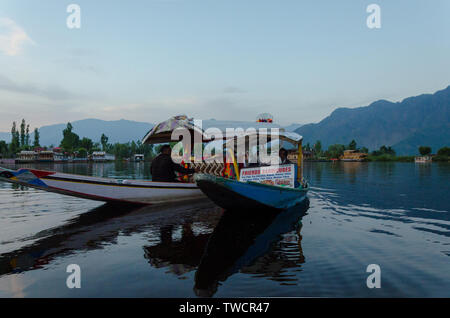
[142,115,303,145]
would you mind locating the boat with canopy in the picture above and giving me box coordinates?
[143,114,308,210]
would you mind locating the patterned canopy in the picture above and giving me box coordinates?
[142,115,302,145]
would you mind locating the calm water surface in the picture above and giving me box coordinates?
[0,161,449,297]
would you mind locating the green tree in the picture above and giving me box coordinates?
[304,142,311,152]
[0,140,8,157]
[360,147,369,154]
[60,122,80,154]
[79,137,94,153]
[33,128,40,147]
[25,124,30,147]
[437,147,450,156]
[418,146,431,156]
[314,140,322,157]
[77,147,87,158]
[130,140,137,155]
[10,121,20,154]
[327,144,345,159]
[92,142,102,151]
[20,119,26,148]
[348,139,357,150]
[100,134,109,151]
[372,145,396,156]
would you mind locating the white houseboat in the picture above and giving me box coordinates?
[91,151,115,162]
[16,151,37,163]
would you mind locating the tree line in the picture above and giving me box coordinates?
[0,120,156,161]
[303,139,449,161]
[0,119,40,157]
[1,120,449,162]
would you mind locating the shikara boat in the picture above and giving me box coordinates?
[0,166,203,205]
[194,129,309,211]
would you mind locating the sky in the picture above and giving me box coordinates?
[0,0,449,131]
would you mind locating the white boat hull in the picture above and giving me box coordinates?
[0,167,204,205]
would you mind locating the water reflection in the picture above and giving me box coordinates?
[194,199,309,297]
[0,195,309,297]
[0,203,144,276]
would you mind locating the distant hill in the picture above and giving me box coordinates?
[295,86,450,155]
[0,132,9,142]
[0,119,154,147]
[284,123,304,132]
[0,118,300,146]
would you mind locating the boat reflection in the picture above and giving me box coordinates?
[194,199,309,297]
[0,203,143,276]
[0,200,221,277]
[1,197,309,298]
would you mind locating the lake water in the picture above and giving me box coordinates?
[0,162,449,297]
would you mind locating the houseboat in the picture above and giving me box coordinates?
[16,151,37,163]
[91,151,115,162]
[415,155,432,163]
[134,154,144,162]
[340,150,368,162]
[53,152,67,163]
[37,151,55,163]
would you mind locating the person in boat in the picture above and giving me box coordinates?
[279,148,292,165]
[150,145,196,182]
[278,147,301,188]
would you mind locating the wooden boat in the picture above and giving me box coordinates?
[0,166,203,205]
[195,173,308,211]
[193,127,309,211]
[0,115,207,205]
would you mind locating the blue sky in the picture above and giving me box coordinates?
[0,0,449,131]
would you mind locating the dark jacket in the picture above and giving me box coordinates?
[150,153,195,182]
[280,158,292,165]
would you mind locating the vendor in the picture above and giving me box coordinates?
[150,145,196,182]
[279,148,292,165]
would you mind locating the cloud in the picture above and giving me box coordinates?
[0,17,34,56]
[0,74,80,101]
[223,86,247,94]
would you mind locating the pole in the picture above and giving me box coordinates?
[297,140,303,184]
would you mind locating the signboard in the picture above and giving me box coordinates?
[240,164,295,188]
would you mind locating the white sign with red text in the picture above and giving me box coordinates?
[240,164,295,188]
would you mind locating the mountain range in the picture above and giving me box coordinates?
[295,86,450,155]
[1,86,449,155]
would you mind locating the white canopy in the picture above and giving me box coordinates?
[142,115,303,145]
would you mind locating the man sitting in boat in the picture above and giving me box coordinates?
[151,145,196,182]
[279,148,292,165]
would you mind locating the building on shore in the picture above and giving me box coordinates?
[287,149,314,161]
[340,150,368,162]
[415,155,432,163]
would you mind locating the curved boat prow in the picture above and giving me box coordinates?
[0,166,204,205]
